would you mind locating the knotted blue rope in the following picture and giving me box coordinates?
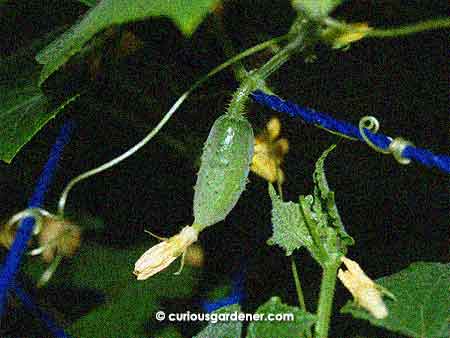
[251,90,450,174]
[0,120,74,337]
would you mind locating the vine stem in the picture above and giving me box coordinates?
[290,256,306,311]
[291,256,313,338]
[226,21,311,117]
[366,17,450,38]
[323,16,450,40]
[314,259,341,338]
[255,35,302,80]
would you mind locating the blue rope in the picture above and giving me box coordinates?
[202,269,245,313]
[251,90,450,174]
[0,120,74,335]
[12,282,71,338]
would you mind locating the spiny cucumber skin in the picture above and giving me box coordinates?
[193,114,254,228]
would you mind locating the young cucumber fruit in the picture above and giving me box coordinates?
[193,113,254,228]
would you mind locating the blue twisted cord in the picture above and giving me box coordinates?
[13,282,71,338]
[0,120,74,335]
[251,90,450,174]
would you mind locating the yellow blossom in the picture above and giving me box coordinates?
[338,256,389,319]
[133,225,198,280]
[251,117,289,184]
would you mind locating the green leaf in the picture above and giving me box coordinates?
[246,297,316,338]
[36,0,221,84]
[0,82,46,163]
[341,262,450,338]
[0,55,79,163]
[292,0,342,18]
[23,241,200,338]
[0,85,79,163]
[193,304,243,338]
[0,28,80,163]
[312,144,354,249]
[267,145,353,264]
[267,184,315,256]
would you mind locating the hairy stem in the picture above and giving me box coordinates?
[227,19,313,117]
[314,259,340,338]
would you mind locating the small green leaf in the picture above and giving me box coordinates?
[313,144,354,248]
[246,296,316,338]
[313,144,335,200]
[292,0,342,19]
[341,262,450,338]
[36,0,220,84]
[193,304,243,338]
[267,184,314,256]
[268,145,353,264]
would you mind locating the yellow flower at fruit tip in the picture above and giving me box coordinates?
[338,256,389,319]
[251,117,289,184]
[134,226,198,280]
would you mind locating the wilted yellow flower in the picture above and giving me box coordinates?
[338,256,389,319]
[37,217,81,263]
[0,209,81,263]
[1,209,82,287]
[134,225,198,280]
[251,117,289,184]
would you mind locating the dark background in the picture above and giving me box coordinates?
[0,1,448,337]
